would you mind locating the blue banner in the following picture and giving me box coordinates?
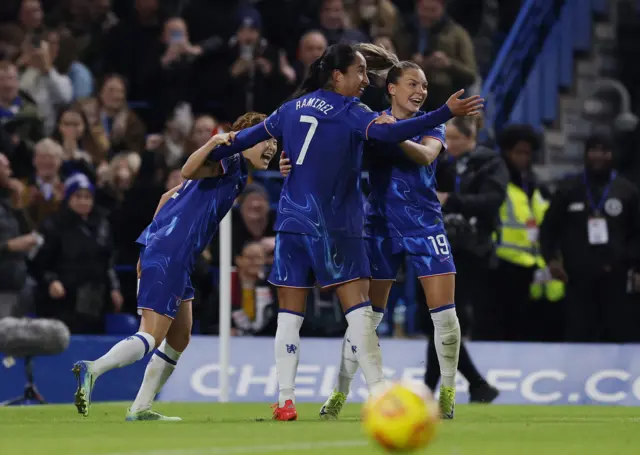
[3,336,640,406]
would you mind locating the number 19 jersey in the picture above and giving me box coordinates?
[264,89,380,238]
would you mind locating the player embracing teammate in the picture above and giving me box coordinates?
[212,43,482,421]
[72,42,481,422]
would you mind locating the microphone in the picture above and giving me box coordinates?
[0,317,70,357]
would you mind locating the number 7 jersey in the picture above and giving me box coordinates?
[265,89,380,238]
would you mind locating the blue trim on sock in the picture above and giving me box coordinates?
[430,303,456,314]
[372,306,385,314]
[154,350,177,366]
[279,309,305,317]
[133,333,150,355]
[344,300,372,316]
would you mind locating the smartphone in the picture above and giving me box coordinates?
[31,31,41,48]
[240,45,254,61]
[169,30,185,44]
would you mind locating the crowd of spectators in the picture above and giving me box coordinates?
[2,0,638,343]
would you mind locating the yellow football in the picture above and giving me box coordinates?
[361,380,439,452]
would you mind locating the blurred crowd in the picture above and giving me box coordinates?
[0,0,638,343]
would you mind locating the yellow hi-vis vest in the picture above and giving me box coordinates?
[496,183,547,268]
[495,183,565,302]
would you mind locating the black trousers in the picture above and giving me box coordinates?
[477,260,536,341]
[564,270,631,342]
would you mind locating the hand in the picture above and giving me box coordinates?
[446,89,484,117]
[548,259,569,283]
[49,280,66,299]
[209,132,235,148]
[436,192,449,205]
[161,43,183,66]
[374,112,396,125]
[7,178,25,197]
[7,233,40,253]
[111,289,124,312]
[426,51,450,69]
[256,57,273,75]
[230,58,251,77]
[145,134,164,151]
[60,122,80,149]
[260,236,276,253]
[30,42,52,73]
[96,161,111,187]
[279,50,297,84]
[279,152,292,177]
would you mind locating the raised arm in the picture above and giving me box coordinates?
[182,132,233,180]
[207,122,272,162]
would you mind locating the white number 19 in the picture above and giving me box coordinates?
[296,115,318,165]
[428,234,450,256]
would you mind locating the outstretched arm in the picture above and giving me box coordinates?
[364,90,482,143]
[207,122,272,162]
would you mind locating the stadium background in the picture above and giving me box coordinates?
[1,0,640,407]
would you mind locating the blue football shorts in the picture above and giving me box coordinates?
[268,232,371,288]
[136,245,195,319]
[366,231,456,280]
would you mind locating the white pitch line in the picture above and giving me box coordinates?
[103,440,368,455]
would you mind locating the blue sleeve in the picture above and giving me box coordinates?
[367,106,453,143]
[422,123,446,149]
[264,106,285,139]
[207,122,271,161]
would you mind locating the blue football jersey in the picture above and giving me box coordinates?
[365,110,446,237]
[264,89,382,237]
[136,156,248,271]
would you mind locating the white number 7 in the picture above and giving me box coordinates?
[296,115,318,165]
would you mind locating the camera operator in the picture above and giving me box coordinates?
[540,133,640,342]
[437,117,509,337]
[417,116,507,402]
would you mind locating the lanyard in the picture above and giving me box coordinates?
[583,171,616,216]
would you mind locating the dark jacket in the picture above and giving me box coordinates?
[0,189,29,291]
[437,146,509,257]
[540,171,640,277]
[32,205,119,331]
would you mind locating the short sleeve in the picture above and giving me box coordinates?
[345,102,379,139]
[422,123,446,150]
[264,105,286,140]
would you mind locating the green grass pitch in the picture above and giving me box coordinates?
[0,403,638,455]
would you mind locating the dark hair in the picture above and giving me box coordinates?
[497,124,541,153]
[292,43,399,99]
[98,73,128,98]
[385,61,422,87]
[584,132,613,153]
[450,117,477,139]
[51,105,102,161]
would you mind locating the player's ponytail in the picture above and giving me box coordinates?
[354,43,400,78]
[289,43,402,101]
